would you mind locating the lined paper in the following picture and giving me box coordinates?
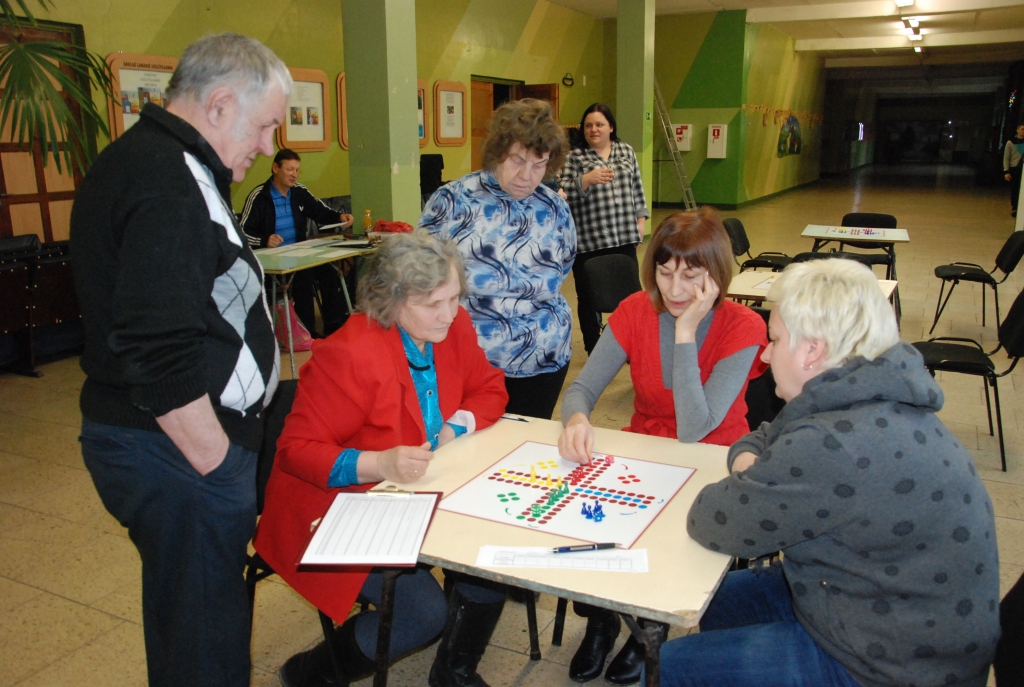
[301,492,437,566]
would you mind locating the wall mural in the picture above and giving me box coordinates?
[778,115,802,157]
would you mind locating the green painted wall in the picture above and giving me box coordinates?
[416,0,606,179]
[37,0,606,210]
[651,11,823,207]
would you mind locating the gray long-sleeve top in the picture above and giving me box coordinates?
[689,343,1000,687]
[561,309,759,442]
[1004,138,1023,172]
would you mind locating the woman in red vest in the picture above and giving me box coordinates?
[556,207,767,684]
[254,231,509,687]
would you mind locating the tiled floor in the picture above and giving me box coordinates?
[2,164,1023,686]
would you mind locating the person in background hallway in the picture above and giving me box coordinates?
[557,207,767,685]
[420,98,575,421]
[71,33,287,687]
[1003,123,1024,217]
[559,103,650,355]
[242,148,355,336]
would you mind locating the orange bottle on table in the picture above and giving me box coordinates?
[363,209,373,235]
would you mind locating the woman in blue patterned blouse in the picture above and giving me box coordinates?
[420,98,576,420]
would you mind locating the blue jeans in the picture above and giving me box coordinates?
[657,565,862,687]
[80,420,257,687]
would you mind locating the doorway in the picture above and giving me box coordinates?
[470,76,559,171]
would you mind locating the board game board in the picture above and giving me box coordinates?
[438,441,696,548]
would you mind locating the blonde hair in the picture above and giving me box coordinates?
[769,259,899,369]
[357,230,466,327]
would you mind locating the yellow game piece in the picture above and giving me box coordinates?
[530,466,536,482]
[546,475,552,487]
[556,476,563,489]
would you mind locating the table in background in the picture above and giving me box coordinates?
[382,417,734,687]
[727,270,898,305]
[801,224,910,256]
[256,238,375,377]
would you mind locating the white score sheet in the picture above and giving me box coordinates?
[301,492,437,566]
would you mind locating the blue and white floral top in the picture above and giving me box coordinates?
[419,170,576,378]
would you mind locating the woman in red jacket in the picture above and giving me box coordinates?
[556,208,768,684]
[254,231,509,687]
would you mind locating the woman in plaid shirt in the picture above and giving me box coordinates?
[560,103,651,355]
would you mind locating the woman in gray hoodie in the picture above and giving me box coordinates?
[662,258,1000,687]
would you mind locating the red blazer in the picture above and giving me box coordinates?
[607,292,767,446]
[253,309,508,622]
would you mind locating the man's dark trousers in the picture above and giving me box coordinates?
[80,419,257,687]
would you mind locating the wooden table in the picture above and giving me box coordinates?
[255,238,375,377]
[380,417,734,687]
[727,270,898,304]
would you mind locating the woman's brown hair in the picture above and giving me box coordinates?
[641,207,734,312]
[480,98,567,181]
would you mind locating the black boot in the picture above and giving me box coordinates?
[428,587,506,687]
[569,608,620,683]
[279,616,376,687]
[604,618,665,685]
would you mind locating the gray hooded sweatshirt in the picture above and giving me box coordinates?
[688,342,1000,687]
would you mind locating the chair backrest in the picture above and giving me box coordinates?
[256,379,298,515]
[995,230,1024,275]
[999,288,1024,359]
[841,212,897,229]
[791,251,877,269]
[583,254,642,314]
[721,218,750,258]
[420,154,445,198]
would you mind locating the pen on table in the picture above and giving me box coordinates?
[501,414,530,423]
[551,543,620,554]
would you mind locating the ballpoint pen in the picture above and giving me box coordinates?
[551,543,619,554]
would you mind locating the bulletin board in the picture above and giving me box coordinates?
[105,53,178,141]
[433,80,466,147]
[277,67,331,153]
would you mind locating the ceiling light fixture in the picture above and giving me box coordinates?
[895,0,914,7]
[914,46,922,52]
[909,33,923,40]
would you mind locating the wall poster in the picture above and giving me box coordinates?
[433,80,467,147]
[418,78,429,148]
[105,53,178,141]
[277,67,331,153]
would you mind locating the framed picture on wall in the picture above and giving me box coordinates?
[337,73,349,151]
[277,67,331,153]
[105,53,178,141]
[418,78,429,148]
[433,80,466,147]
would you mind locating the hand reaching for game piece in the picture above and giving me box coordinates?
[559,413,595,464]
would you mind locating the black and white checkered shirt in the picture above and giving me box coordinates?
[559,140,649,254]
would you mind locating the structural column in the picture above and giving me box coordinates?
[342,0,421,224]
[617,0,655,222]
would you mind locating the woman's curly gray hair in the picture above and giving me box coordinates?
[357,230,466,327]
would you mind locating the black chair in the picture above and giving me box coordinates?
[245,380,362,686]
[420,154,445,203]
[583,254,642,334]
[834,213,898,279]
[745,308,785,430]
[928,230,1024,335]
[912,288,1024,472]
[722,217,792,273]
[791,250,878,270]
[994,569,1024,686]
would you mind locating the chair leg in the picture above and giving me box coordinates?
[992,377,1008,473]
[930,280,958,335]
[982,283,986,328]
[525,591,542,660]
[994,284,1001,331]
[983,378,994,437]
[551,597,568,646]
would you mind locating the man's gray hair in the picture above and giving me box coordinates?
[165,33,292,108]
[358,230,466,328]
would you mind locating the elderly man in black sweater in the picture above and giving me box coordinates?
[71,34,287,687]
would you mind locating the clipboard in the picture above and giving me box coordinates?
[298,487,442,570]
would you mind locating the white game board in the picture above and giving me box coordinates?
[439,441,696,548]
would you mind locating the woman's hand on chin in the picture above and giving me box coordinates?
[363,443,433,483]
[675,273,720,343]
[558,413,595,464]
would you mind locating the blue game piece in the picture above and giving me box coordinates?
[581,502,593,519]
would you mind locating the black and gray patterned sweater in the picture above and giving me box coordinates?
[688,342,999,687]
